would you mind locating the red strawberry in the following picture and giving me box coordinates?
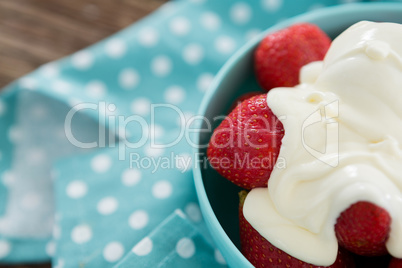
[239,191,355,268]
[207,94,284,189]
[335,201,391,256]
[229,91,263,112]
[255,23,331,91]
[389,257,402,268]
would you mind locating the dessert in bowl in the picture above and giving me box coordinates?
[193,3,402,268]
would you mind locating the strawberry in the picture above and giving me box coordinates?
[207,94,284,189]
[335,201,391,256]
[239,191,355,268]
[254,23,331,91]
[229,91,263,112]
[389,257,402,268]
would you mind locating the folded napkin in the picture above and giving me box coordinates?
[0,0,390,266]
[114,210,226,268]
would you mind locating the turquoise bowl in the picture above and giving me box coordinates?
[193,3,402,268]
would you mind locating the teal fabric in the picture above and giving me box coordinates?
[114,210,226,268]
[0,0,395,267]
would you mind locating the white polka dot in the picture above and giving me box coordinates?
[131,98,151,116]
[2,171,15,187]
[230,2,252,24]
[8,126,24,143]
[27,148,46,165]
[0,240,11,259]
[200,12,221,30]
[46,241,56,257]
[21,192,41,210]
[215,36,236,54]
[0,100,5,116]
[182,44,204,65]
[71,224,92,244]
[19,77,37,90]
[262,0,282,12]
[86,81,107,98]
[40,63,59,77]
[105,39,127,59]
[128,210,149,230]
[169,17,191,36]
[66,180,88,199]
[119,69,140,89]
[121,168,142,186]
[53,80,71,95]
[176,238,195,259]
[152,180,172,199]
[54,258,65,268]
[185,203,202,222]
[72,51,93,70]
[138,27,159,47]
[164,86,186,104]
[190,0,206,3]
[176,153,193,172]
[215,249,227,265]
[91,154,112,173]
[245,28,262,41]
[132,237,153,256]
[196,73,214,93]
[97,197,118,215]
[144,146,165,158]
[151,55,172,77]
[103,242,124,262]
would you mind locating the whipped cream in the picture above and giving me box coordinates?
[243,21,402,266]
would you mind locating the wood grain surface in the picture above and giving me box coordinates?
[0,0,167,88]
[0,0,166,267]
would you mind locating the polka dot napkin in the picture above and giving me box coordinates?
[0,0,389,267]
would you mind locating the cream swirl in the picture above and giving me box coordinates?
[243,21,402,265]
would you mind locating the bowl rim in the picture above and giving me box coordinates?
[192,2,402,267]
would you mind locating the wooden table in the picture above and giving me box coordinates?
[0,0,166,266]
[0,0,166,88]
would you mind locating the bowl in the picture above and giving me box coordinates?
[193,3,402,267]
